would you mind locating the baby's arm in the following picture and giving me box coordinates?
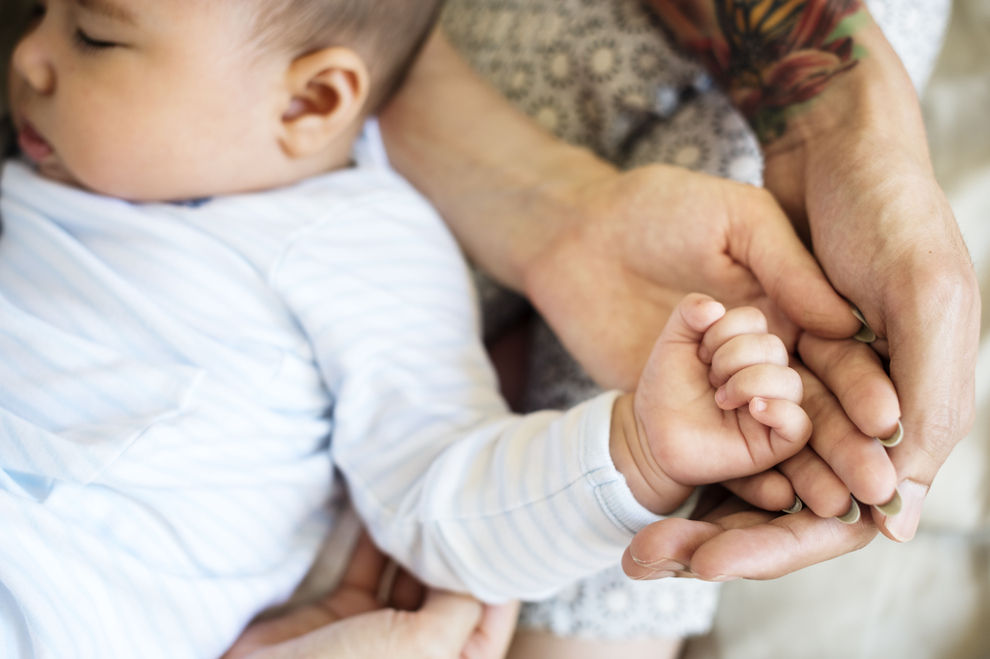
[273,183,808,602]
[611,294,810,515]
[273,181,656,603]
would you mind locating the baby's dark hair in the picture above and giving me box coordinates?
[251,0,445,114]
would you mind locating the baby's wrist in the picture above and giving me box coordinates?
[609,393,688,515]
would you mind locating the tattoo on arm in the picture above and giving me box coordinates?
[644,0,868,142]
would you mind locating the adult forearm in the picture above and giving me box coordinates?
[378,29,613,291]
[643,1,919,146]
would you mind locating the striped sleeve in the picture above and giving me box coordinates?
[271,183,661,602]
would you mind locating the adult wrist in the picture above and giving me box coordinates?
[763,18,931,171]
[512,145,617,290]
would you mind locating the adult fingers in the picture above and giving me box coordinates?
[410,590,486,655]
[234,594,484,659]
[797,363,898,506]
[875,272,979,541]
[460,601,521,659]
[621,493,875,582]
[797,333,901,441]
[728,187,861,339]
[777,448,851,518]
[688,508,878,581]
[622,517,726,580]
[722,470,797,513]
[338,532,390,594]
[389,567,427,611]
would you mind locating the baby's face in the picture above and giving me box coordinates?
[8,0,291,201]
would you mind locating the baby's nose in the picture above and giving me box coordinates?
[11,29,56,96]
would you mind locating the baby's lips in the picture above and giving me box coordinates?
[17,121,55,163]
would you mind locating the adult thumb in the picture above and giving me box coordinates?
[733,192,860,339]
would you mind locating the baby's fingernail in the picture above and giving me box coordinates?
[781,496,803,514]
[751,397,767,412]
[715,387,727,404]
[836,496,861,524]
[882,479,928,542]
[875,420,903,447]
[873,488,902,517]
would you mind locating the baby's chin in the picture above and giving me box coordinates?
[32,159,85,191]
[33,160,142,200]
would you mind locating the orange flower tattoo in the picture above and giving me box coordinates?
[644,0,866,142]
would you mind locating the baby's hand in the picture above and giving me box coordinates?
[613,294,809,514]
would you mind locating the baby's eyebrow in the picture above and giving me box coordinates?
[75,0,138,25]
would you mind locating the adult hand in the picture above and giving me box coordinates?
[522,162,860,391]
[763,21,980,542]
[224,533,518,659]
[620,487,878,582]
[638,0,978,542]
[524,163,900,516]
[381,28,898,566]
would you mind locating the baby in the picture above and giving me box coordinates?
[2,0,811,657]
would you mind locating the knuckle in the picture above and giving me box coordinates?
[808,491,851,518]
[730,305,768,329]
[767,332,788,355]
[888,260,979,317]
[811,425,863,464]
[912,403,971,464]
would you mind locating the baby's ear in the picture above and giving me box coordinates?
[279,47,369,159]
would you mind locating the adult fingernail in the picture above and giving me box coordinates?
[876,420,903,447]
[836,496,861,524]
[882,479,928,542]
[850,305,876,343]
[873,488,902,516]
[633,570,676,580]
[854,324,877,343]
[630,556,687,572]
[781,496,803,514]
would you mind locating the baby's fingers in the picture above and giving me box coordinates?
[798,334,900,440]
[797,363,897,506]
[698,306,768,363]
[728,397,811,475]
[748,397,812,447]
[715,365,803,409]
[709,333,789,388]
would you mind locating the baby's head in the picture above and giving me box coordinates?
[7,0,442,201]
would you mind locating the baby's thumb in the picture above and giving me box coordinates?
[660,293,726,345]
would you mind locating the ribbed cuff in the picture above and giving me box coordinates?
[578,391,664,534]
